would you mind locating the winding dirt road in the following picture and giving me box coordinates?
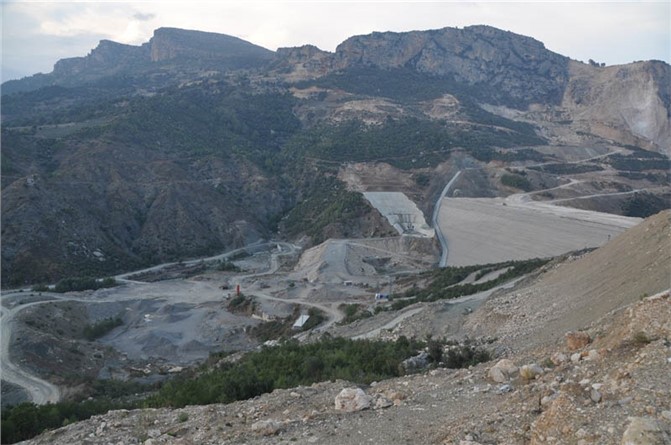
[1,296,62,404]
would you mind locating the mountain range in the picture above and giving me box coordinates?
[2,25,669,286]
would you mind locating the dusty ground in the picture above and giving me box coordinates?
[22,212,671,444]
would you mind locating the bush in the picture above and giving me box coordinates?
[53,276,118,293]
[444,345,491,369]
[31,283,49,292]
[501,173,532,191]
[632,331,651,345]
[82,317,123,341]
[145,336,424,408]
[216,260,240,272]
[427,339,443,364]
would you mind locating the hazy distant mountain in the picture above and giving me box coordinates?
[2,27,275,95]
[2,26,669,286]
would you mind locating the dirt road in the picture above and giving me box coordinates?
[1,295,62,404]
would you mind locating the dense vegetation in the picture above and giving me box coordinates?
[280,174,374,243]
[282,113,544,170]
[31,277,118,293]
[391,258,550,310]
[501,173,532,191]
[607,153,670,172]
[145,336,424,408]
[529,163,604,175]
[82,317,123,341]
[621,192,670,218]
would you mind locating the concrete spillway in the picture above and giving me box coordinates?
[363,192,434,238]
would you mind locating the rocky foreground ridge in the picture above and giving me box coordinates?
[20,212,671,444]
[20,294,671,445]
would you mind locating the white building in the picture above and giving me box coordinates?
[292,314,311,330]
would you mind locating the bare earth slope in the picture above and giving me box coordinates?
[439,196,641,267]
[464,210,670,352]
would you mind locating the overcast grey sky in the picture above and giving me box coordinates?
[2,1,670,82]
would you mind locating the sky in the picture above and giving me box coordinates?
[2,1,670,82]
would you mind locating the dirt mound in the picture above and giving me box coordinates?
[292,236,438,284]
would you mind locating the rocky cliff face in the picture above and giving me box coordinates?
[53,40,146,77]
[334,26,570,106]
[1,28,275,94]
[273,26,669,150]
[562,60,671,152]
[147,27,275,65]
[275,26,571,107]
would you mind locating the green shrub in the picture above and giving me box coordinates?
[216,260,240,272]
[632,331,651,345]
[82,317,123,341]
[145,336,424,408]
[501,173,532,191]
[444,346,491,369]
[53,276,117,293]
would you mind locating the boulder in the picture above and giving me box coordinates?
[373,394,393,409]
[488,359,518,383]
[519,364,544,381]
[335,387,372,412]
[590,389,602,403]
[488,366,507,383]
[565,331,591,350]
[251,419,282,436]
[401,351,430,374]
[621,417,670,444]
[550,352,567,365]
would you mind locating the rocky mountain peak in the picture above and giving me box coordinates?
[331,25,570,106]
[146,27,275,63]
[52,39,145,77]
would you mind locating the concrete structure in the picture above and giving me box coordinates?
[292,314,311,330]
[363,192,434,237]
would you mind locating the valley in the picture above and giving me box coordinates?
[1,24,669,444]
[0,151,654,410]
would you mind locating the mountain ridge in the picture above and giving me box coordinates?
[1,25,669,286]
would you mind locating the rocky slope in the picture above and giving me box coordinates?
[463,210,671,352]
[19,213,671,444]
[561,60,671,152]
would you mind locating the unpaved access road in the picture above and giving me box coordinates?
[1,243,300,405]
[1,295,64,405]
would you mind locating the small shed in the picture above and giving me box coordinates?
[292,314,311,330]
